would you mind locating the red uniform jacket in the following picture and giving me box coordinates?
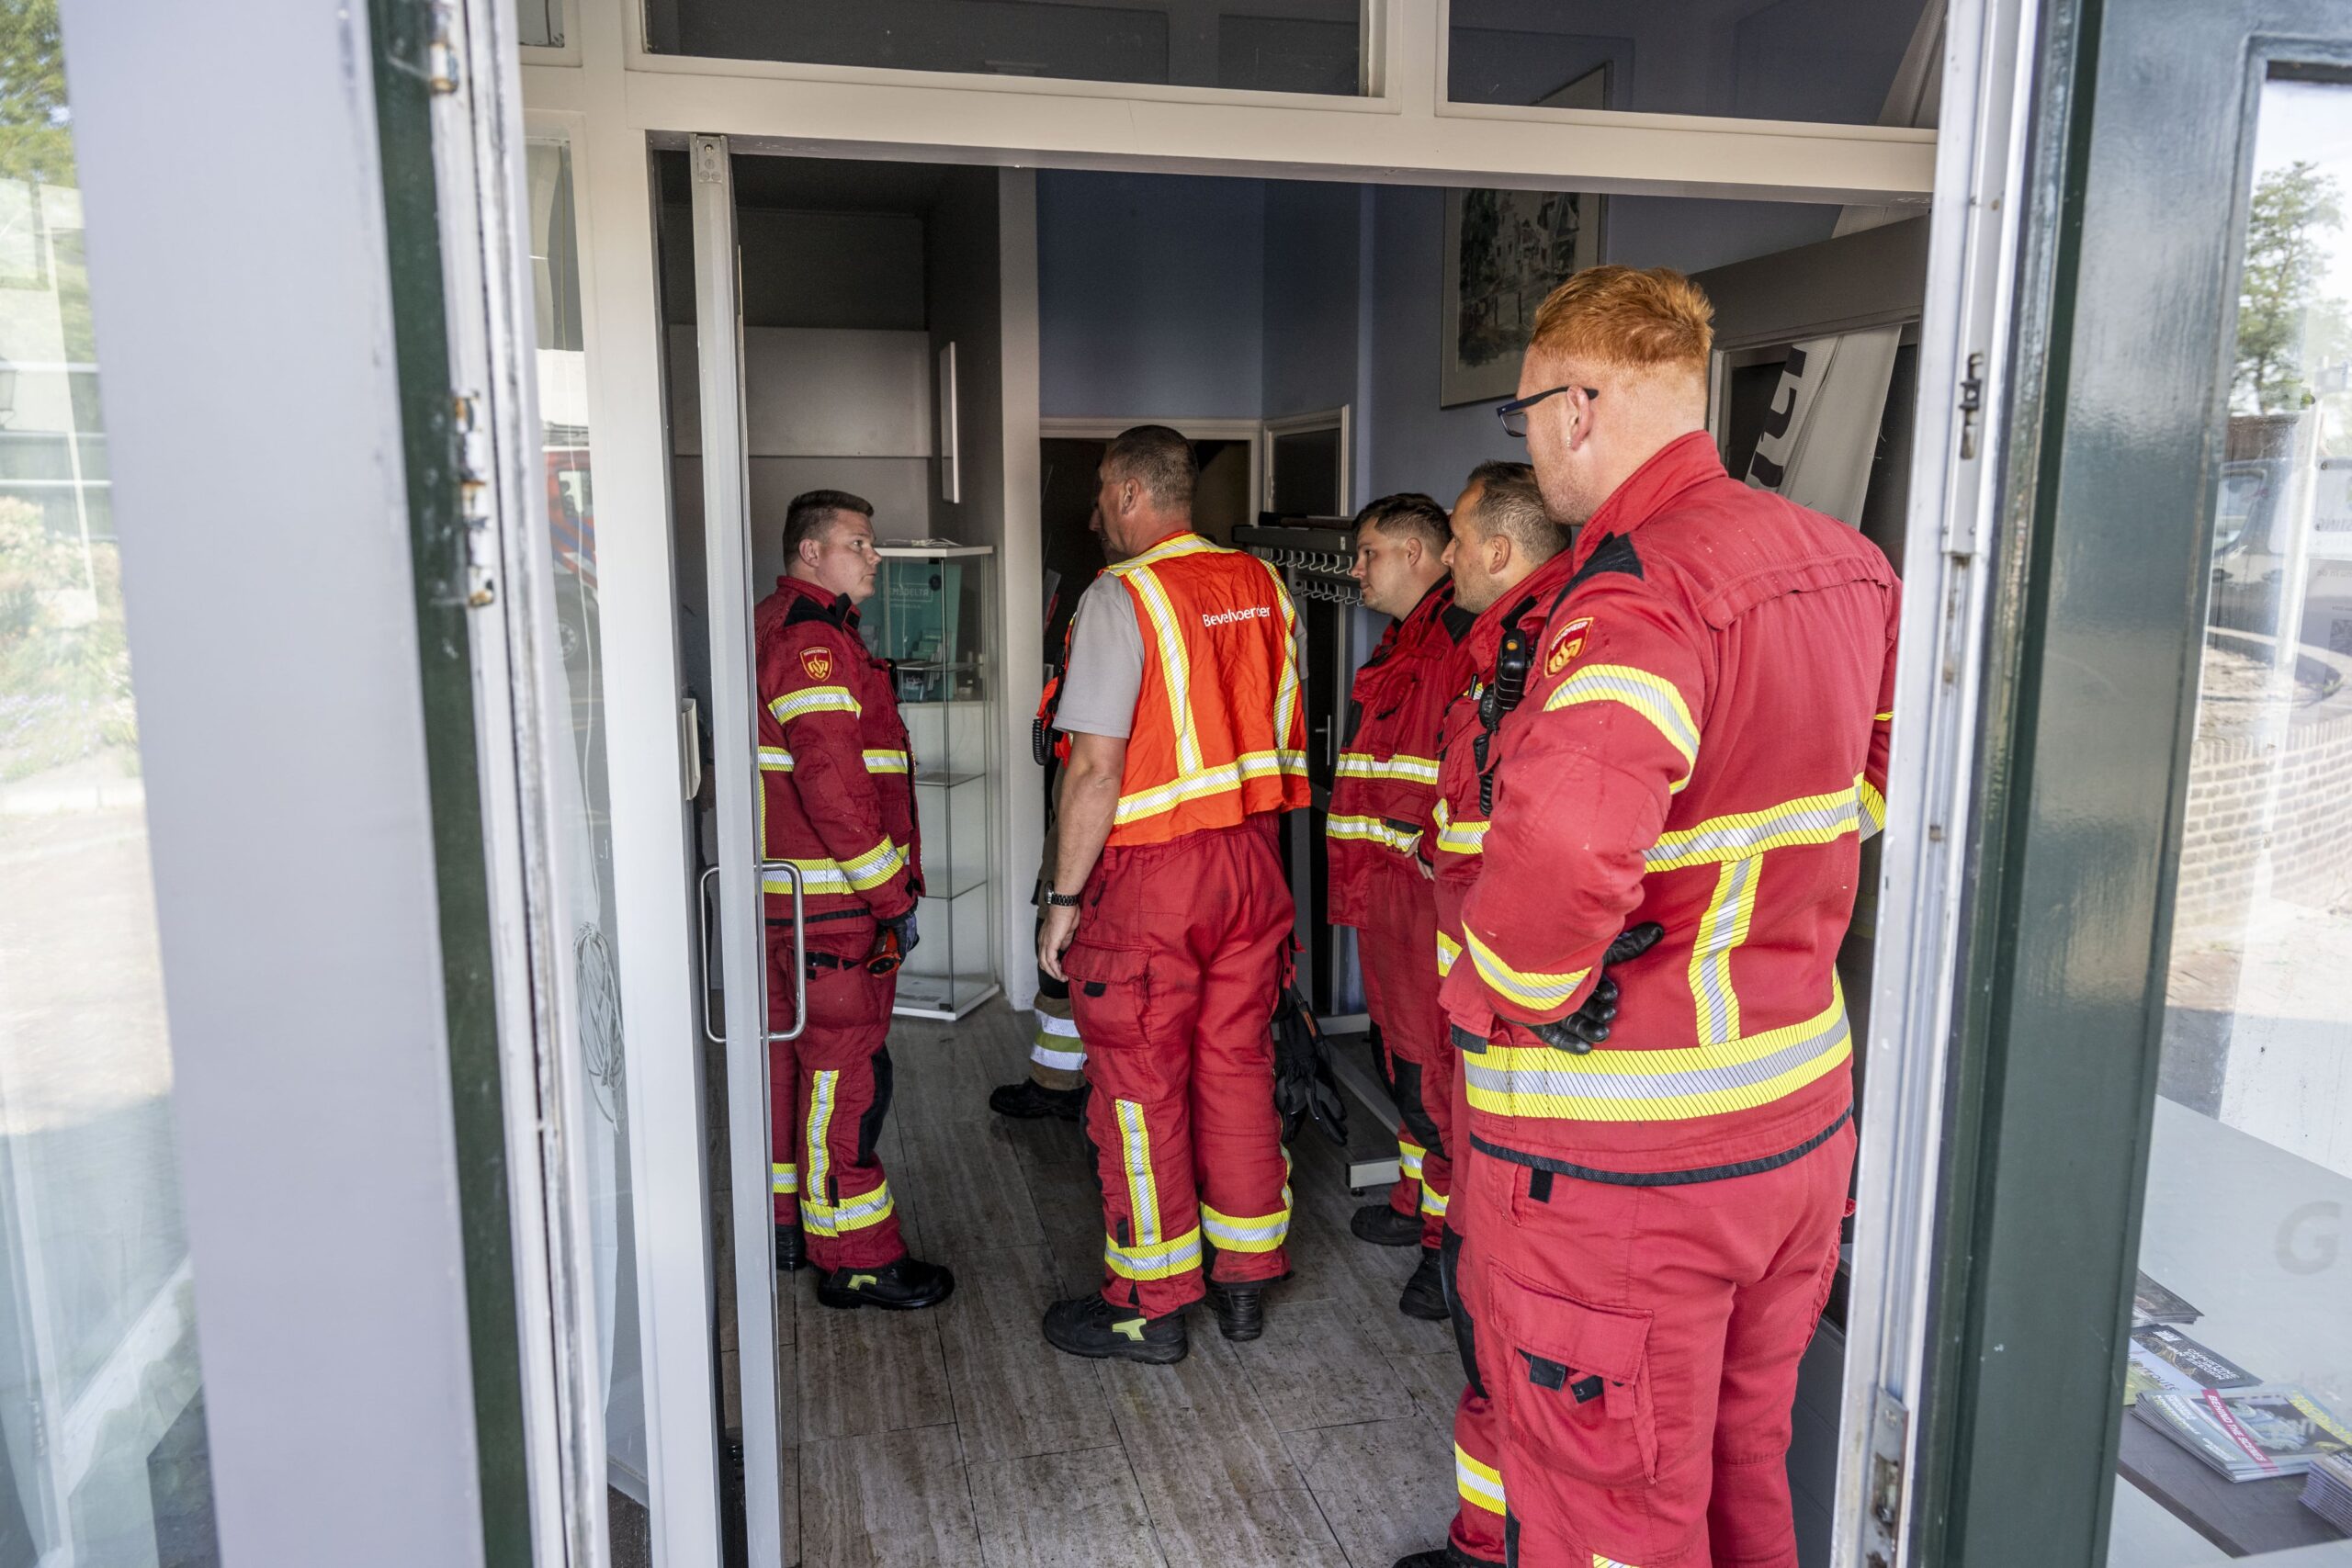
[1425,551,1582,987]
[1442,433,1898,1179]
[1327,579,1474,930]
[754,576,922,931]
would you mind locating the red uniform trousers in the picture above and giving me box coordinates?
[1357,861,1455,1249]
[1456,1116,1855,1568]
[1063,816,1295,1319]
[1442,1050,1508,1565]
[764,920,906,1272]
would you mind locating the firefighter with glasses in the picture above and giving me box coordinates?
[755,489,954,1312]
[1432,267,1897,1568]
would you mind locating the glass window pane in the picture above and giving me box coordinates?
[2108,65,2352,1566]
[644,0,1366,97]
[1447,0,1932,125]
[0,7,217,1563]
[527,130,654,1562]
[515,0,563,49]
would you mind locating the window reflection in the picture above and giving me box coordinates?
[0,6,216,1563]
[2111,65,2352,1565]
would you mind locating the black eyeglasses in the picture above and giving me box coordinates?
[1496,384,1599,439]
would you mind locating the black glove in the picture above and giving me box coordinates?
[1525,922,1665,1055]
[1272,987,1349,1147]
[887,908,920,958]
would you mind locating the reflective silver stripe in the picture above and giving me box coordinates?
[1689,857,1759,1044]
[1419,1185,1449,1217]
[1455,1445,1505,1513]
[771,1163,798,1194]
[1327,814,1422,854]
[1124,564,1204,776]
[1336,751,1441,784]
[1036,1011,1081,1038]
[1116,1099,1160,1244]
[1102,1228,1203,1280]
[813,1179,895,1235]
[1462,999,1851,1121]
[1645,784,1863,871]
[1543,663,1700,787]
[759,746,794,770]
[1199,1193,1292,1252]
[862,748,910,773]
[1030,1041,1086,1072]
[1114,748,1306,824]
[769,685,862,722]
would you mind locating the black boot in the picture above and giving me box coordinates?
[815,1256,955,1312]
[1393,1548,1497,1568]
[1205,1280,1269,1342]
[1351,1201,1423,1247]
[988,1077,1085,1122]
[1041,1293,1188,1364]
[1399,1246,1447,1321]
[775,1223,805,1273]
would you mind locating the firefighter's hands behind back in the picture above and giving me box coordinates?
[1526,921,1666,1054]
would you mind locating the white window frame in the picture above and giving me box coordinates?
[1261,404,1353,516]
[513,4,2010,1567]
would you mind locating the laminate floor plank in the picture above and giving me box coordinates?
[1101,1337,1348,1568]
[1388,1348,1470,1441]
[1019,1143,1111,1301]
[893,1114,1046,1268]
[1230,1298,1409,1434]
[937,1244,1118,1462]
[795,1279,954,1442]
[889,1010,1026,1131]
[967,1447,1167,1568]
[1283,1417,1457,1568]
[798,1425,979,1568]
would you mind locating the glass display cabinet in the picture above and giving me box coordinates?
[860,545,1001,1018]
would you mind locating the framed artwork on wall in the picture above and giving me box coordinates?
[1440,63,1610,408]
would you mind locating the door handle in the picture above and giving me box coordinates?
[695,860,808,1044]
[759,859,807,1043]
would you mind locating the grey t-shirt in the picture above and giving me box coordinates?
[1054,573,1146,739]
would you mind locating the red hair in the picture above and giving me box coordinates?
[1529,265,1713,378]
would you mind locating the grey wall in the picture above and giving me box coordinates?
[1261,180,1363,422]
[661,203,928,330]
[1037,170,1264,419]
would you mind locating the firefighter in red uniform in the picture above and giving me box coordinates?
[1328,491,1475,1322]
[1396,461,1568,1568]
[1446,268,1897,1568]
[1035,425,1310,1363]
[756,489,955,1312]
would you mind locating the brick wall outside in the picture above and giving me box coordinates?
[2174,641,2352,935]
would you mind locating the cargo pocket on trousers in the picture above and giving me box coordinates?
[1488,1266,1657,1489]
[1060,941,1155,1049]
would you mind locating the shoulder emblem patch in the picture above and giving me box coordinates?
[800,646,834,682]
[1544,617,1593,679]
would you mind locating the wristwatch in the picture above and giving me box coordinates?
[1045,890,1083,908]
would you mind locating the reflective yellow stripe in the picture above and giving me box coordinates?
[1115,1100,1160,1245]
[1645,783,1864,872]
[1103,1227,1203,1280]
[772,1162,798,1195]
[1858,774,1886,838]
[1594,1557,1643,1568]
[1327,814,1422,855]
[1113,748,1308,825]
[1873,710,1894,723]
[1456,1445,1505,1515]
[759,746,795,771]
[1435,817,1488,856]
[807,1179,894,1237]
[1689,857,1760,1044]
[1436,930,1462,976]
[1464,987,1851,1122]
[1337,751,1441,785]
[1124,565,1205,777]
[764,839,911,897]
[1464,927,1590,1011]
[1200,1188,1292,1254]
[862,748,910,774]
[1266,560,1304,751]
[1396,1139,1426,1179]
[1419,1184,1449,1218]
[1542,663,1700,792]
[769,685,862,723]
[803,1070,838,1225]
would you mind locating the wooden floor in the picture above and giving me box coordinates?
[766,998,1463,1568]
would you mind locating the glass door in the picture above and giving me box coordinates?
[1919,2,2352,1563]
[683,132,797,1568]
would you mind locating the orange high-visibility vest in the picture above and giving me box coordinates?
[1102,532,1309,847]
